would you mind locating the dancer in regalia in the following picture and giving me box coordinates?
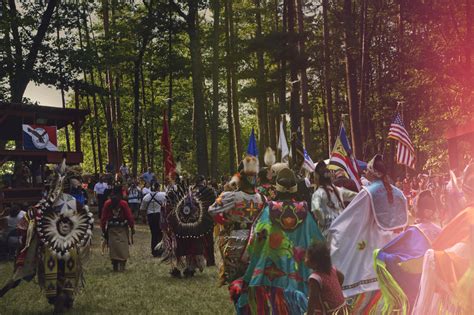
[374,190,441,314]
[0,161,94,313]
[257,148,277,201]
[311,161,356,237]
[160,175,216,278]
[234,167,324,314]
[328,154,408,310]
[413,163,474,315]
[101,186,135,272]
[209,155,265,286]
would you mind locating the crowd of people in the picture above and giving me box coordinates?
[0,150,473,315]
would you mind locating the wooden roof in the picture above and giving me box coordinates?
[0,102,89,141]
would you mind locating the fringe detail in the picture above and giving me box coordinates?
[373,249,408,315]
[453,264,474,313]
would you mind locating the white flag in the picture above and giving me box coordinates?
[278,121,290,163]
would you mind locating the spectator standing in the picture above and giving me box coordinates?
[141,167,156,185]
[120,163,130,180]
[5,204,25,257]
[94,177,108,218]
[127,182,142,220]
[140,182,166,257]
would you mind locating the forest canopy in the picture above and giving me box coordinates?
[1,0,472,178]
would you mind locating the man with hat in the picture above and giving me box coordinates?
[234,167,324,314]
[328,154,408,304]
[209,155,265,286]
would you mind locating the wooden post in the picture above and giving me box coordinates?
[75,119,81,153]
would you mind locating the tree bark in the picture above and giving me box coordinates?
[210,0,220,179]
[279,0,288,116]
[268,94,278,150]
[185,1,210,176]
[287,0,301,167]
[255,0,269,161]
[83,9,104,173]
[132,60,141,177]
[227,0,243,162]
[343,0,362,158]
[296,0,313,155]
[102,0,119,172]
[224,0,236,173]
[140,65,150,168]
[76,5,98,175]
[322,0,335,153]
[359,0,369,156]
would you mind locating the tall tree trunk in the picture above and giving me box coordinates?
[255,0,269,161]
[76,9,98,174]
[115,75,123,166]
[287,0,301,167]
[56,16,71,151]
[279,0,288,117]
[210,0,220,179]
[227,0,243,162]
[187,2,209,176]
[225,0,236,173]
[296,0,313,155]
[82,8,104,173]
[102,0,118,171]
[268,94,277,150]
[150,80,156,170]
[322,0,335,153]
[132,60,141,177]
[343,0,361,158]
[168,1,173,127]
[85,93,98,175]
[359,0,369,157]
[141,65,151,169]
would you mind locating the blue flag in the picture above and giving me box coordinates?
[339,124,353,154]
[247,128,258,157]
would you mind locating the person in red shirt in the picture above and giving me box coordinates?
[101,186,135,272]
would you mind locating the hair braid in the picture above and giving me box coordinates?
[382,175,394,204]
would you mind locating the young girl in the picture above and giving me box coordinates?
[305,241,349,315]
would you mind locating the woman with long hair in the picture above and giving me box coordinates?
[328,154,408,312]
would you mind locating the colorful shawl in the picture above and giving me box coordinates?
[236,200,324,315]
[374,222,441,314]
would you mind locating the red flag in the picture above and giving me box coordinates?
[161,111,176,179]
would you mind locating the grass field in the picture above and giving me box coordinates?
[0,223,235,315]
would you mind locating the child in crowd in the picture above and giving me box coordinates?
[305,241,349,315]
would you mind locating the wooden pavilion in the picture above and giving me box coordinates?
[0,102,89,208]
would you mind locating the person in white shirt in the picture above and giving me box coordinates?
[94,177,108,218]
[311,161,357,238]
[120,163,129,179]
[141,182,151,196]
[140,182,166,257]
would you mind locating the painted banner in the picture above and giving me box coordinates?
[22,124,58,151]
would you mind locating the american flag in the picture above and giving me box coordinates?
[388,112,416,169]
